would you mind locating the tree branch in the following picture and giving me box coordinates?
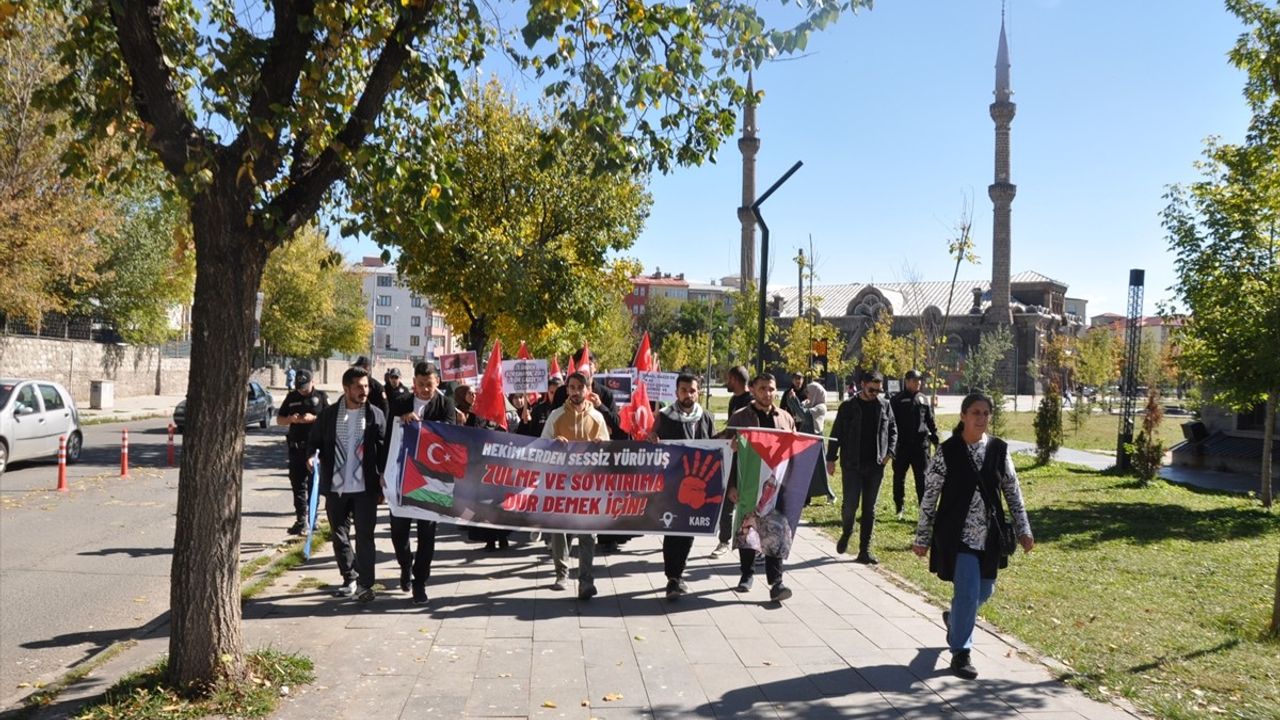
[227,0,317,183]
[107,0,202,176]
[266,3,438,239]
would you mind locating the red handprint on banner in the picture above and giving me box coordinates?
[677,451,724,510]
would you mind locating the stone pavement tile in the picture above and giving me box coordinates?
[432,625,488,646]
[637,659,713,716]
[587,708,655,719]
[420,643,483,675]
[814,690,907,719]
[745,600,800,625]
[784,601,852,630]
[781,644,845,667]
[762,621,826,648]
[725,633,794,668]
[798,663,874,696]
[857,617,930,650]
[1013,713,1090,720]
[582,627,637,665]
[584,662,649,709]
[488,613,536,638]
[675,625,738,665]
[820,627,882,661]
[529,640,589,714]
[664,604,717,626]
[273,674,416,719]
[475,637,534,679]
[535,613,584,643]
[747,665,827,705]
[710,603,766,638]
[689,663,782,720]
[397,671,473,718]
[892,616,947,648]
[466,676,532,717]
[439,611,491,629]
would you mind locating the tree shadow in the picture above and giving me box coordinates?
[77,547,172,558]
[1125,638,1241,674]
[1028,501,1275,548]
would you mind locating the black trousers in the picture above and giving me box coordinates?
[390,516,438,585]
[739,548,783,586]
[286,442,311,522]
[891,446,929,511]
[325,490,378,588]
[840,462,886,552]
[663,535,694,579]
[717,498,734,543]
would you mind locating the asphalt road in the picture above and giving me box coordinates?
[0,416,300,707]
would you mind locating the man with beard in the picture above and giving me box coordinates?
[826,371,898,564]
[353,356,388,416]
[726,373,797,603]
[307,367,387,603]
[386,362,456,605]
[652,374,717,600]
[542,372,611,599]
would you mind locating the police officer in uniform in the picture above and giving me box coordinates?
[384,367,410,407]
[889,369,939,518]
[276,369,329,534]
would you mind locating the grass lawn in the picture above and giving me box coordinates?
[937,406,1176,456]
[803,458,1280,720]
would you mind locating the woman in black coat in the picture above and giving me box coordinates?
[912,392,1034,680]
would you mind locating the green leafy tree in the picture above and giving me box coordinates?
[858,312,913,378]
[1126,389,1165,485]
[727,282,779,371]
[636,293,682,349]
[1033,381,1063,465]
[960,325,1014,395]
[0,3,110,324]
[42,0,869,686]
[659,330,709,373]
[778,317,848,378]
[90,180,195,344]
[360,80,648,353]
[260,226,370,359]
[1075,326,1121,408]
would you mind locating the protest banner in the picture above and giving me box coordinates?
[732,427,825,560]
[500,359,549,393]
[384,421,730,535]
[637,371,679,403]
[439,351,478,383]
[595,373,633,404]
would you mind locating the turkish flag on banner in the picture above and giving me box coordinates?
[472,342,508,429]
[619,379,655,440]
[406,424,469,483]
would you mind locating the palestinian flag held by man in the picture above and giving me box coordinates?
[733,428,823,560]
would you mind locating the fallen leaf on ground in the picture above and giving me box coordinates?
[541,700,558,708]
[603,693,624,702]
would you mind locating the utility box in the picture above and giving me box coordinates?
[90,380,114,410]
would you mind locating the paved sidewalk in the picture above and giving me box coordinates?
[76,393,187,425]
[39,522,1132,720]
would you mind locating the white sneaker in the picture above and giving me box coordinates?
[709,541,730,558]
[529,530,542,542]
[332,580,357,598]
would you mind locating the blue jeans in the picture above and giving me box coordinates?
[948,551,996,652]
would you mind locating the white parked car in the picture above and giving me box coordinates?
[0,379,83,478]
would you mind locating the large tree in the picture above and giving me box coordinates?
[359,79,647,353]
[42,0,868,687]
[260,225,370,359]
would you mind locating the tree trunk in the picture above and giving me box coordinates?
[1272,547,1280,636]
[466,315,489,354]
[166,193,269,688]
[1261,388,1276,509]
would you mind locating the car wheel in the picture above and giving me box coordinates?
[65,431,83,463]
[0,440,7,478]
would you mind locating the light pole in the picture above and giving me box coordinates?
[750,160,803,377]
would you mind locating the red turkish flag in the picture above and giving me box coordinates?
[619,379,655,440]
[472,341,508,429]
[550,355,561,378]
[566,355,577,376]
[517,341,532,360]
[633,332,653,372]
[412,425,469,478]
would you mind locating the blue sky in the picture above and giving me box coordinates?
[337,1,1250,317]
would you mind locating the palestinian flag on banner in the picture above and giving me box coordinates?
[398,422,467,516]
[734,428,824,560]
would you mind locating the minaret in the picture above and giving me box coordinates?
[985,10,1016,325]
[737,72,760,289]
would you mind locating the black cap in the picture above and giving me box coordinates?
[904,369,924,381]
[386,367,401,378]
[294,369,313,388]
[354,356,371,369]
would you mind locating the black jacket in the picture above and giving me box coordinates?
[890,390,939,451]
[366,376,388,416]
[384,382,412,408]
[929,436,1010,581]
[826,393,897,467]
[306,402,387,495]
[387,390,457,426]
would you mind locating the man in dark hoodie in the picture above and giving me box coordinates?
[651,373,717,600]
[353,356,388,416]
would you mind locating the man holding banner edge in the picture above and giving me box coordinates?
[652,373,718,601]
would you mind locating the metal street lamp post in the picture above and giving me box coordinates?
[750,161,803,377]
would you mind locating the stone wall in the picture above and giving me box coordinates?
[0,336,191,402]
